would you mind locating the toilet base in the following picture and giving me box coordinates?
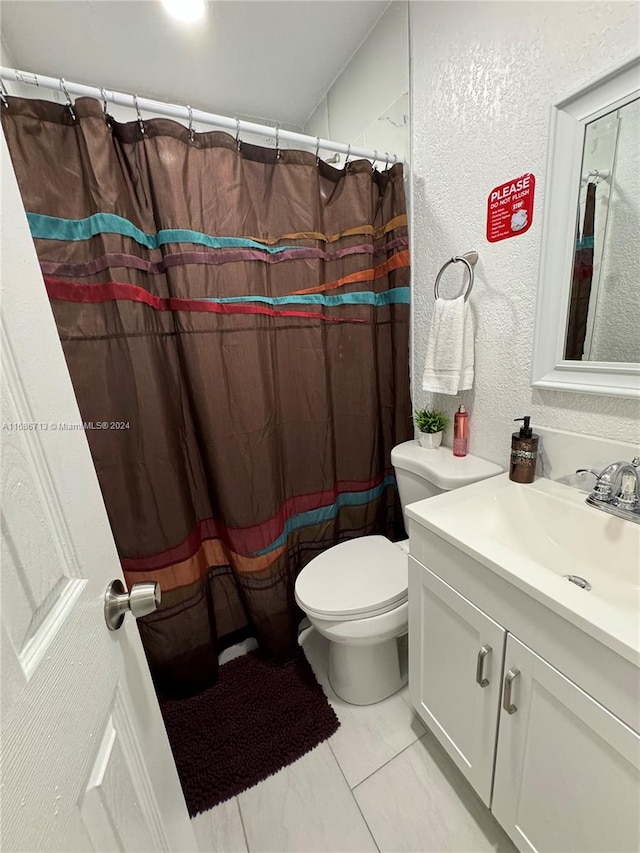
[328,636,407,705]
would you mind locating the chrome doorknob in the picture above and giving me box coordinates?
[104,579,161,631]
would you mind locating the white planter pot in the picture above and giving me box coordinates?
[418,431,443,450]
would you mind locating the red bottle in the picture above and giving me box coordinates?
[453,405,468,457]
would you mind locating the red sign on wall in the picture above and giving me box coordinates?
[486,173,535,243]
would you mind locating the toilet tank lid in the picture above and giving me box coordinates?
[390,441,503,490]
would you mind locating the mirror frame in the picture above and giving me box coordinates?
[531,54,640,399]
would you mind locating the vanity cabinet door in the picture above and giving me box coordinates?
[408,557,506,806]
[493,634,640,853]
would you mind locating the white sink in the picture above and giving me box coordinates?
[406,474,640,664]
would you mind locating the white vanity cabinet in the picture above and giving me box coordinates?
[408,560,505,805]
[493,634,640,853]
[408,551,640,853]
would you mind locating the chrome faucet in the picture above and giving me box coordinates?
[576,457,640,524]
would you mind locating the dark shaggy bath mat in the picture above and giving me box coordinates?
[159,650,339,816]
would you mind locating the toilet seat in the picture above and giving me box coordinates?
[295,535,408,622]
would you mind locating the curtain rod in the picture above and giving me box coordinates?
[0,67,400,166]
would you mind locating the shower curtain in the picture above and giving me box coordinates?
[2,96,411,695]
[565,181,596,360]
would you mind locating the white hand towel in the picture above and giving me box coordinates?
[421,296,475,395]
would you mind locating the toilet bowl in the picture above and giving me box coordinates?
[296,535,409,705]
[295,441,502,705]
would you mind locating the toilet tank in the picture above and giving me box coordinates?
[395,467,444,509]
[390,440,503,530]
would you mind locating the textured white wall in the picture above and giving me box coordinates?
[589,98,640,363]
[305,1,409,165]
[410,0,640,468]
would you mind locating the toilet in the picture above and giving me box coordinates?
[295,440,502,705]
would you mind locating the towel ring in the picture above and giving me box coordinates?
[434,256,474,302]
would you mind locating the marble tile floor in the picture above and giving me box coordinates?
[192,630,516,853]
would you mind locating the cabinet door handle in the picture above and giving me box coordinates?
[475,644,492,687]
[503,667,520,714]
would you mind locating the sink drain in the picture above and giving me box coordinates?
[563,575,592,591]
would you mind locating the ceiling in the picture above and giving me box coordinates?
[0,0,390,128]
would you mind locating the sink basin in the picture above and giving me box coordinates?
[406,474,640,663]
[462,479,639,609]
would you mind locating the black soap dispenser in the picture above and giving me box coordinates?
[509,416,539,483]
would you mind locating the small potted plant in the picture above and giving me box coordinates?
[414,408,449,450]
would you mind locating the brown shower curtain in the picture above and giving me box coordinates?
[565,181,596,360]
[2,97,411,695]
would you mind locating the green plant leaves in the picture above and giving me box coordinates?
[413,408,449,434]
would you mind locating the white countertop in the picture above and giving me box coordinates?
[406,474,640,667]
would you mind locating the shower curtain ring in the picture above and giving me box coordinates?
[345,144,351,169]
[187,105,195,143]
[60,78,76,121]
[235,118,241,151]
[372,150,378,171]
[133,94,145,135]
[275,124,281,160]
[384,152,390,171]
[98,87,112,127]
[0,78,9,108]
[315,137,320,166]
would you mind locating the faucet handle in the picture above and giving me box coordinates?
[575,468,601,478]
[612,461,640,510]
[576,467,612,502]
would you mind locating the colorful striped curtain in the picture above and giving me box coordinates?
[2,97,411,695]
[565,181,596,360]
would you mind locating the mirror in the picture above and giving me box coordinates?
[532,55,640,399]
[565,98,639,363]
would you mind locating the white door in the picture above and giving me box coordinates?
[408,557,505,805]
[0,139,197,852]
[492,633,640,853]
